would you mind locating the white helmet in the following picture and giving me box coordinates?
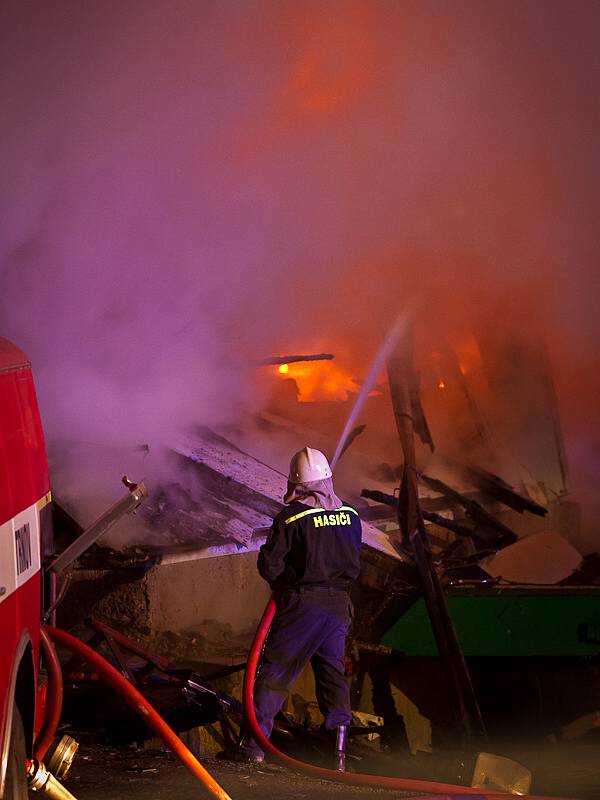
[288,447,332,483]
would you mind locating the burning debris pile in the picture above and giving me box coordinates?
[50,333,600,765]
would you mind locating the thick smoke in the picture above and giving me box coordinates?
[1,2,598,545]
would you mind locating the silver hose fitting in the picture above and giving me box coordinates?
[335,724,348,772]
[27,758,79,799]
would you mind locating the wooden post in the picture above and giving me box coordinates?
[387,330,486,744]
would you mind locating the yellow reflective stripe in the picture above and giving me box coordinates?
[36,492,52,512]
[284,505,359,525]
[338,505,359,517]
[284,507,326,525]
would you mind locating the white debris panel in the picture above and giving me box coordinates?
[160,429,405,563]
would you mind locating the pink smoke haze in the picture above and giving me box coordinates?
[1,2,598,545]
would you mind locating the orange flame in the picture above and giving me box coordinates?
[274,360,358,402]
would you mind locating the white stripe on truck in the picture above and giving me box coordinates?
[0,499,42,603]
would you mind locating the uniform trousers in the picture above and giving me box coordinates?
[244,586,352,756]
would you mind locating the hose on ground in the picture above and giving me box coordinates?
[34,627,64,761]
[242,596,571,800]
[44,625,233,800]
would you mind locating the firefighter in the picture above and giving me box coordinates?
[238,447,362,767]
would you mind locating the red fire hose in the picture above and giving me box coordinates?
[34,627,65,761]
[38,608,571,800]
[243,597,571,800]
[44,626,233,800]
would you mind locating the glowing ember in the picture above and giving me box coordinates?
[278,363,289,374]
[438,380,446,389]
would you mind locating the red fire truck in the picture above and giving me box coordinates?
[0,338,52,799]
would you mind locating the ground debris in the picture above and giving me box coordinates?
[63,738,600,800]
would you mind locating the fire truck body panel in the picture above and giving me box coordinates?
[0,338,50,796]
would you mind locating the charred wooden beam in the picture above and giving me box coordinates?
[418,472,518,547]
[465,465,547,516]
[420,491,483,512]
[442,344,491,446]
[257,353,334,366]
[361,488,477,540]
[410,373,435,452]
[387,345,434,452]
[387,330,487,744]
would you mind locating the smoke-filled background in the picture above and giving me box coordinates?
[1,1,598,548]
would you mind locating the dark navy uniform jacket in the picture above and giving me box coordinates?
[257,500,362,592]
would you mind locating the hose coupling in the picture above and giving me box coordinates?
[335,724,348,772]
[27,758,79,799]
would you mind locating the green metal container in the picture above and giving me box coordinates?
[381,585,600,657]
